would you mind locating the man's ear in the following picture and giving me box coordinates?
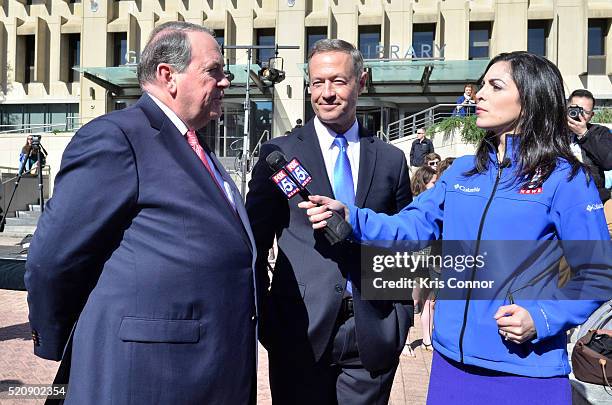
[156,63,177,95]
[358,70,368,94]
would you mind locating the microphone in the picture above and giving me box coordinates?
[265,151,353,245]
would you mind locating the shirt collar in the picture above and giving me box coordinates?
[314,117,360,150]
[146,92,189,136]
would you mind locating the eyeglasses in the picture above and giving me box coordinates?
[428,161,439,167]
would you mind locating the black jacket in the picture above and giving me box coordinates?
[575,123,612,202]
[246,119,413,372]
[409,137,434,167]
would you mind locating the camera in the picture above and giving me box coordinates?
[568,105,584,122]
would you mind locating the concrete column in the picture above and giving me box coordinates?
[274,0,306,137]
[555,0,588,75]
[492,0,528,55]
[440,0,469,60]
[228,0,254,65]
[384,0,412,59]
[330,3,358,45]
[34,17,49,85]
[80,0,112,120]
[48,16,61,83]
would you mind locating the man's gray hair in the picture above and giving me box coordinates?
[137,21,215,87]
[307,39,364,79]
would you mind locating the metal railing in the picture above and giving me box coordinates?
[387,103,476,141]
[376,130,389,143]
[228,129,271,174]
[0,115,97,135]
[1,165,50,186]
[0,123,71,134]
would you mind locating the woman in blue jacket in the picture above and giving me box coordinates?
[300,52,610,404]
[453,83,477,116]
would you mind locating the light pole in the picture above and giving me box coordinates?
[222,44,299,199]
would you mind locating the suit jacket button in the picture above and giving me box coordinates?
[251,315,257,322]
[334,284,343,293]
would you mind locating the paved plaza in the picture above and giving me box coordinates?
[0,288,431,404]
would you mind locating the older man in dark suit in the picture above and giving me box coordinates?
[246,39,413,404]
[25,22,257,404]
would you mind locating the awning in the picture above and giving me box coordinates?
[78,64,269,97]
[79,59,491,98]
[300,59,490,94]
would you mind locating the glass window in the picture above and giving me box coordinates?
[358,26,380,59]
[588,19,607,56]
[412,24,435,58]
[25,35,35,83]
[469,22,491,60]
[1,105,23,129]
[528,20,549,57]
[306,27,327,61]
[214,30,224,47]
[68,34,81,83]
[113,32,128,66]
[217,100,273,157]
[256,29,275,67]
[251,100,272,152]
[25,104,45,129]
[0,104,79,132]
[587,19,608,75]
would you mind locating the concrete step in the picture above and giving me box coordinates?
[3,225,36,236]
[5,217,39,226]
[16,210,41,219]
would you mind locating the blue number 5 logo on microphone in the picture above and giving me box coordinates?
[285,158,312,188]
[271,169,300,199]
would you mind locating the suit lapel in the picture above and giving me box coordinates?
[206,149,255,253]
[138,94,252,250]
[355,126,377,208]
[295,120,335,198]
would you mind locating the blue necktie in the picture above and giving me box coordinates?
[332,135,354,294]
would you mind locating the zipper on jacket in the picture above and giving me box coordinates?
[458,156,507,364]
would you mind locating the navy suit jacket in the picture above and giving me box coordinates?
[25,94,258,404]
[246,119,413,372]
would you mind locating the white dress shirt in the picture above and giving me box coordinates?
[147,92,235,206]
[314,117,360,195]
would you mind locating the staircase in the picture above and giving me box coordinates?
[386,103,474,141]
[3,204,41,237]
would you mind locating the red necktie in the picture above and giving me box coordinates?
[185,129,234,208]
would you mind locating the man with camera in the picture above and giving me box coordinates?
[567,89,612,203]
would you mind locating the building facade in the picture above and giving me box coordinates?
[0,0,610,158]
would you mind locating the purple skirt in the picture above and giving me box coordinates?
[426,351,571,405]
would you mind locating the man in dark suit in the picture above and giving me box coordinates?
[246,39,412,404]
[25,22,257,404]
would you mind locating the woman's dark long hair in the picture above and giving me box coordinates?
[467,51,581,186]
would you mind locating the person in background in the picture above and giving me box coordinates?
[436,157,456,177]
[19,135,39,174]
[566,89,612,203]
[406,165,438,356]
[410,127,435,171]
[424,152,441,171]
[301,51,610,405]
[410,165,438,197]
[453,84,477,117]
